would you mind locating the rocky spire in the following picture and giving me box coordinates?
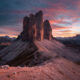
[44,20,52,40]
[21,14,37,41]
[35,11,44,40]
[18,10,52,41]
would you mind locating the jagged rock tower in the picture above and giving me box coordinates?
[18,10,52,41]
[0,11,80,68]
[0,11,53,66]
[44,20,52,40]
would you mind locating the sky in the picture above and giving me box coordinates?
[0,0,80,38]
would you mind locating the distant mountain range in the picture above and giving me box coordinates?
[0,36,15,43]
[0,36,16,50]
[56,35,80,46]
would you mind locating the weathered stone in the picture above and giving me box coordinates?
[21,14,37,41]
[18,10,52,41]
[28,14,37,41]
[22,16,30,41]
[44,20,52,40]
[35,11,44,40]
[23,16,29,30]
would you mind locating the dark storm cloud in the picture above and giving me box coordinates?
[0,0,49,26]
[0,0,79,26]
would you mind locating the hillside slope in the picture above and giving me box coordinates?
[0,39,80,66]
[0,39,80,80]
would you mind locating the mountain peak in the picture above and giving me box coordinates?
[18,11,52,41]
[44,20,52,40]
[35,10,43,16]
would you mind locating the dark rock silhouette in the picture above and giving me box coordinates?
[18,10,52,41]
[44,20,52,40]
[35,11,44,40]
[22,14,36,41]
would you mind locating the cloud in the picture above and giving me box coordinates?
[52,25,71,30]
[53,29,77,37]
[0,26,22,37]
[49,19,72,25]
[0,0,80,37]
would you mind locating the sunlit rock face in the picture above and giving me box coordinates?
[44,20,52,40]
[21,14,36,41]
[35,11,44,40]
[19,11,52,41]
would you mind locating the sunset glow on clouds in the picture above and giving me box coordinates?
[0,0,80,37]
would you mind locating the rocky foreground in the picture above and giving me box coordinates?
[0,11,80,80]
[0,58,80,80]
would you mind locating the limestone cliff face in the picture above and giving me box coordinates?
[35,11,44,40]
[19,11,52,41]
[21,14,36,41]
[44,20,52,40]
